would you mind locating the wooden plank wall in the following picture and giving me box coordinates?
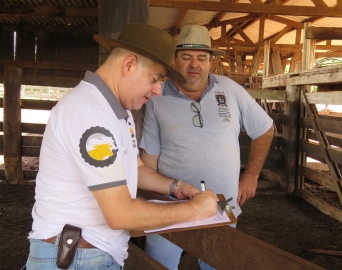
[0,31,98,87]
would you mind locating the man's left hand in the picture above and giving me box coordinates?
[237,172,258,206]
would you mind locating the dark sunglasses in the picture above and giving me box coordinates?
[191,101,203,128]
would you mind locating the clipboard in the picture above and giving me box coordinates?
[130,194,237,237]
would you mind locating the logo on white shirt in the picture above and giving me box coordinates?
[79,126,118,168]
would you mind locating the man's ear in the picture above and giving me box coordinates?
[122,54,138,75]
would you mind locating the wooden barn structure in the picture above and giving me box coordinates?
[0,0,342,269]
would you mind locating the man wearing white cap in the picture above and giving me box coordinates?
[22,23,218,270]
[140,24,274,269]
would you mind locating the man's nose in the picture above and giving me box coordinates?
[152,82,162,96]
[190,58,199,67]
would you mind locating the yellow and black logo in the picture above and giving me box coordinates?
[79,126,118,168]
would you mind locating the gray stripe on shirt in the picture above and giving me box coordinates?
[88,180,127,191]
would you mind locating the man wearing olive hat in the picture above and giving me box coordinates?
[23,23,218,270]
[140,24,274,269]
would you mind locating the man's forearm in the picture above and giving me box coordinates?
[137,162,175,195]
[245,126,274,176]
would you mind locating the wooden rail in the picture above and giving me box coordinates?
[0,82,285,184]
[128,190,325,270]
[263,65,342,223]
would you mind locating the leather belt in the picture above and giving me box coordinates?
[43,236,96,248]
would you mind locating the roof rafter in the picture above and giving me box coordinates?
[149,0,342,17]
[0,5,97,17]
[174,9,188,34]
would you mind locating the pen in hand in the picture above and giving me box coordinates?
[200,180,206,192]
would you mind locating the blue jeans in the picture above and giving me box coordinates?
[22,235,123,270]
[144,224,236,270]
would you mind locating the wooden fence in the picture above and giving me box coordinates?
[0,67,284,185]
[263,64,342,223]
[2,65,342,225]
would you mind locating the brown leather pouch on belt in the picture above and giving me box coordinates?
[56,224,82,269]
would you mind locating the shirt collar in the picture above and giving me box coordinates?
[84,71,128,120]
[163,73,218,100]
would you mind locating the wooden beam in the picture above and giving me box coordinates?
[263,64,342,88]
[20,99,57,110]
[125,242,168,270]
[289,53,298,72]
[136,189,325,268]
[310,0,328,7]
[149,1,342,17]
[246,88,286,100]
[271,47,284,74]
[270,25,294,44]
[249,0,263,4]
[305,27,342,40]
[0,23,98,35]
[0,72,82,88]
[230,23,253,44]
[22,123,46,134]
[299,165,336,192]
[305,91,342,105]
[206,14,261,29]
[299,188,342,223]
[302,22,316,71]
[267,15,304,29]
[0,60,97,72]
[161,221,323,269]
[258,17,265,43]
[0,5,97,17]
[302,117,342,135]
[221,25,226,42]
[249,48,263,75]
[263,40,270,78]
[295,28,302,44]
[174,9,188,33]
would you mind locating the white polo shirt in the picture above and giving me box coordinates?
[29,71,139,266]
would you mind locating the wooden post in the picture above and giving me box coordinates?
[263,40,270,79]
[271,47,283,75]
[250,48,263,76]
[235,52,244,73]
[282,85,301,193]
[302,22,316,72]
[289,53,298,72]
[98,0,148,144]
[3,66,23,184]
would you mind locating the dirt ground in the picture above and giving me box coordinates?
[0,158,342,269]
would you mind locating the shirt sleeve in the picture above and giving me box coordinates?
[237,85,274,140]
[55,108,128,190]
[139,97,162,155]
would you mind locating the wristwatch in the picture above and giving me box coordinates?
[170,179,181,198]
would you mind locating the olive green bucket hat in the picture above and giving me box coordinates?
[93,23,186,83]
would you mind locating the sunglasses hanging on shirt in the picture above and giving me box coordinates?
[191,101,203,128]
